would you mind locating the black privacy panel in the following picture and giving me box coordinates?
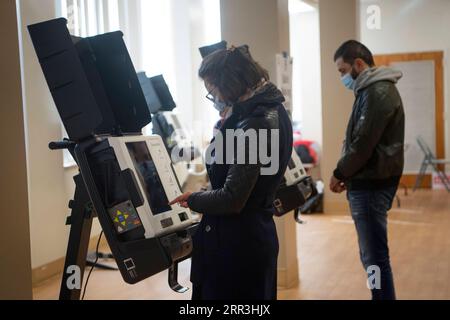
[28,18,102,141]
[149,75,176,112]
[137,72,162,114]
[199,40,227,58]
[85,32,151,134]
[28,18,151,140]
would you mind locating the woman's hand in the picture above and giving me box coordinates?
[169,192,193,208]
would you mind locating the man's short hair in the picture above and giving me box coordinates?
[334,40,375,67]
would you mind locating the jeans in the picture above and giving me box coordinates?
[347,186,397,300]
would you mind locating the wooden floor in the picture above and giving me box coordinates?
[33,189,450,300]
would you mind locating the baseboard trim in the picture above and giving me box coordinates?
[400,174,432,188]
[32,234,108,286]
[32,257,66,286]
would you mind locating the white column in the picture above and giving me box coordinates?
[319,0,357,213]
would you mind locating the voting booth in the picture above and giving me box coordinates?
[28,18,198,300]
[137,72,205,188]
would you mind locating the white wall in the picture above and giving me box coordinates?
[359,0,450,162]
[290,7,322,144]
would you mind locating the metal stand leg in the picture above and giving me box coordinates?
[294,208,307,225]
[168,263,189,293]
[59,174,94,300]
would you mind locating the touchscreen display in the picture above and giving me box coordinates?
[126,141,172,215]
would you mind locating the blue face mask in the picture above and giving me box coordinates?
[341,73,355,90]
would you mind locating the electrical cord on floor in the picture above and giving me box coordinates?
[81,231,103,300]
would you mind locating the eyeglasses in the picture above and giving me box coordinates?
[206,91,215,103]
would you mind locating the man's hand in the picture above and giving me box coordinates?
[329,176,346,194]
[168,192,193,208]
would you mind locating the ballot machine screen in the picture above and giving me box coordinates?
[126,142,172,215]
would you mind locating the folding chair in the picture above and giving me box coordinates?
[414,136,450,192]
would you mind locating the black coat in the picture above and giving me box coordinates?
[187,83,293,300]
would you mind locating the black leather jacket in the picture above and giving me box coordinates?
[334,79,405,190]
[188,82,292,215]
[186,83,292,299]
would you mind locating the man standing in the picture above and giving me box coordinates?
[330,40,404,300]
